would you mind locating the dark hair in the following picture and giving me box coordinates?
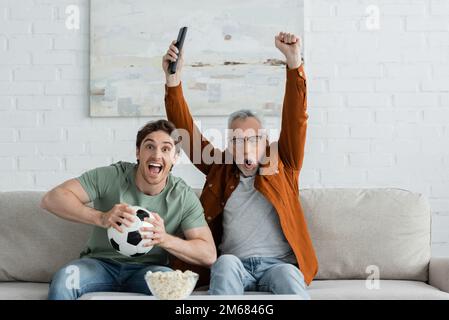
[136,120,181,155]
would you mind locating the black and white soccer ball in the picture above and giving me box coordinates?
[107,206,154,257]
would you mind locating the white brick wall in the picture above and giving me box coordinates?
[0,0,448,256]
[304,0,449,257]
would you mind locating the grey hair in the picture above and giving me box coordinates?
[227,109,264,129]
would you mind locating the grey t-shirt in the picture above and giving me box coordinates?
[219,174,296,263]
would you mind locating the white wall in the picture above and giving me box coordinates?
[304,0,449,257]
[0,0,448,256]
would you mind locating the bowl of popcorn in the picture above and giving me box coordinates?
[145,270,199,300]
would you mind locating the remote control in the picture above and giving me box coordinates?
[169,27,188,74]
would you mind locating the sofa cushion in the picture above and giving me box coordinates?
[0,282,49,300]
[300,188,431,281]
[0,191,92,283]
[79,291,289,300]
[78,280,449,300]
[307,280,449,300]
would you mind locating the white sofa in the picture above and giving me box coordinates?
[0,188,448,300]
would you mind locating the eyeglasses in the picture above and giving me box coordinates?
[229,135,265,146]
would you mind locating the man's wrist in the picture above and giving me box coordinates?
[286,57,302,70]
[93,210,105,228]
[84,206,104,228]
[166,75,181,87]
[160,233,177,249]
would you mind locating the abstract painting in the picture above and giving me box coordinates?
[90,0,304,117]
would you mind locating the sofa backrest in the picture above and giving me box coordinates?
[0,188,431,283]
[299,188,431,281]
[0,191,92,283]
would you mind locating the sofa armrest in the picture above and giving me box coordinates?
[429,257,449,293]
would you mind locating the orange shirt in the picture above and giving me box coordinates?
[165,64,318,286]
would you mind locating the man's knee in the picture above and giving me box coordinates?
[210,254,246,279]
[211,254,242,273]
[265,264,310,298]
[272,264,304,283]
[209,255,246,295]
[49,265,80,300]
[48,259,105,300]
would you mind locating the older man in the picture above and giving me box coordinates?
[163,32,317,298]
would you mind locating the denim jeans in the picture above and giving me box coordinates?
[48,257,172,300]
[209,254,310,299]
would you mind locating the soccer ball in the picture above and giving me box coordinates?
[107,206,154,257]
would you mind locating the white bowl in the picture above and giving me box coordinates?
[145,270,199,300]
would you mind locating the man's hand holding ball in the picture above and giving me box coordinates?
[140,213,171,249]
[99,203,136,233]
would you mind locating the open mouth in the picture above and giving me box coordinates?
[244,158,257,170]
[147,162,163,176]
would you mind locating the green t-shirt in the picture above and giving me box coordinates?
[76,161,207,266]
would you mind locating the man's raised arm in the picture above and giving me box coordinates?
[275,32,308,171]
[163,40,221,176]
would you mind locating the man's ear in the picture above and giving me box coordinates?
[136,148,140,164]
[169,152,180,172]
[172,151,180,165]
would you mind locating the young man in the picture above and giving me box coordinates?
[163,32,318,299]
[41,120,216,300]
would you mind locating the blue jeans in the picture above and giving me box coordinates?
[48,257,172,300]
[209,255,310,299]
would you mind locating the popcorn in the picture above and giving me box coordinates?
[145,270,199,300]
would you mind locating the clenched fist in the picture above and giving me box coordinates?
[275,32,302,69]
[100,203,136,233]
